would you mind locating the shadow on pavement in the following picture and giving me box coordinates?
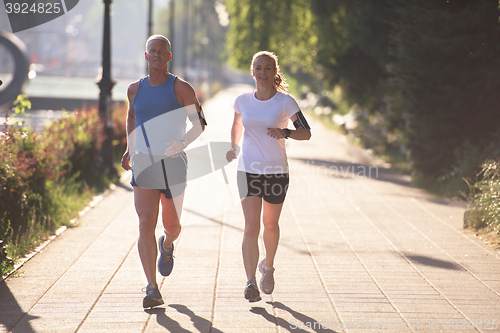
[183,208,244,233]
[184,208,310,257]
[170,304,224,333]
[404,254,461,270]
[251,303,339,333]
[114,178,133,192]
[0,281,38,332]
[291,158,413,189]
[414,195,466,207]
[144,307,193,333]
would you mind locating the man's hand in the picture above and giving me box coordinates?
[226,148,237,162]
[121,151,131,170]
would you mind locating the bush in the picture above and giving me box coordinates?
[44,109,104,186]
[0,99,127,276]
[111,102,128,163]
[0,129,51,248]
[464,160,500,234]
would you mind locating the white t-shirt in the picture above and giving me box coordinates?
[234,91,300,174]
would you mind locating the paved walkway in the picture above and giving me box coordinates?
[1,85,499,333]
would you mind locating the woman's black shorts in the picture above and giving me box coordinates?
[237,171,289,204]
[130,152,187,199]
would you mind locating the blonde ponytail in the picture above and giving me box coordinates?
[274,72,288,93]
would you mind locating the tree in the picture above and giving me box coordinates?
[310,0,394,102]
[224,0,316,73]
[390,0,500,177]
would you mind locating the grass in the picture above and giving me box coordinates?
[5,187,95,261]
[1,164,118,278]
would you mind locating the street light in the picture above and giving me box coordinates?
[147,0,152,74]
[148,0,153,38]
[169,0,175,72]
[96,0,117,176]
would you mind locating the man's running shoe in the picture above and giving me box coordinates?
[258,259,275,294]
[244,277,261,302]
[158,235,174,276]
[142,283,164,308]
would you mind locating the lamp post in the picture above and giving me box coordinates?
[169,0,174,72]
[148,0,153,38]
[146,0,153,74]
[96,0,117,176]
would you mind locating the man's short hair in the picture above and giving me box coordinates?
[146,35,171,53]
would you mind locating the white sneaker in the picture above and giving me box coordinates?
[258,259,275,294]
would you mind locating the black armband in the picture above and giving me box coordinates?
[188,106,207,126]
[292,110,311,130]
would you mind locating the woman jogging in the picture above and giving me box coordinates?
[226,51,311,302]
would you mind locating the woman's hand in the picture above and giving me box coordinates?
[165,140,184,158]
[267,127,287,139]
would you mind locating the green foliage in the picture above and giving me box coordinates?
[0,129,50,246]
[156,0,227,70]
[464,160,500,233]
[11,94,31,119]
[0,109,102,250]
[0,260,14,277]
[311,0,393,100]
[224,0,316,73]
[43,110,104,186]
[0,101,128,277]
[5,94,32,131]
[111,102,128,163]
[390,0,500,178]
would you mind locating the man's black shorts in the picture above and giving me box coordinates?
[130,152,187,199]
[237,171,289,204]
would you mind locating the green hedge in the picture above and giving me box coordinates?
[0,97,127,276]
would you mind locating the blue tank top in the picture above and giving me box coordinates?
[133,74,187,155]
